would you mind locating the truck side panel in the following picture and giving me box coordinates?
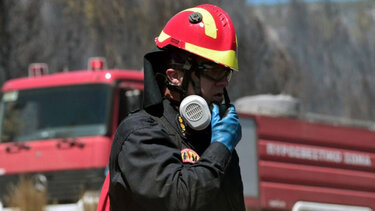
[255,115,375,210]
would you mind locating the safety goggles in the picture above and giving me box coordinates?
[196,63,233,82]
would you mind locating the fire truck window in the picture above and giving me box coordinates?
[117,89,142,125]
[0,84,112,142]
[1,102,38,143]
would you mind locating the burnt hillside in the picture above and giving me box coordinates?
[250,0,375,120]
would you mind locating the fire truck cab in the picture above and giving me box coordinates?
[0,58,143,209]
[1,58,375,211]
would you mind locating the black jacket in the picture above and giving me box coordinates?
[109,99,245,211]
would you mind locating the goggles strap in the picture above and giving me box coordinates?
[161,72,186,99]
[180,69,202,99]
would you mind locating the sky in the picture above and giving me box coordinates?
[247,0,362,5]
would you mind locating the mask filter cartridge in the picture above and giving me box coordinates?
[179,95,211,131]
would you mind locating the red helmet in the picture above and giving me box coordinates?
[155,4,238,71]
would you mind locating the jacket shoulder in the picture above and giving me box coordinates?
[116,110,160,136]
[110,110,166,166]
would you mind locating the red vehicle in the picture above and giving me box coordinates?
[1,58,374,210]
[235,96,375,211]
[0,58,144,209]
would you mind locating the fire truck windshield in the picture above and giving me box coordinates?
[0,84,111,143]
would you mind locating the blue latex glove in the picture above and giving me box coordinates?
[211,104,242,152]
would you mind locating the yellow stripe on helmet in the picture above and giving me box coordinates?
[182,8,217,39]
[185,42,238,70]
[157,30,171,43]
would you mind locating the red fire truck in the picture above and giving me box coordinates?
[235,95,375,211]
[0,58,144,210]
[1,59,374,210]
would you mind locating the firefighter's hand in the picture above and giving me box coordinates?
[211,104,242,152]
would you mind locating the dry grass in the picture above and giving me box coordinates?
[81,190,99,211]
[5,175,100,211]
[6,176,47,211]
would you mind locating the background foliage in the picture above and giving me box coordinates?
[1,0,375,121]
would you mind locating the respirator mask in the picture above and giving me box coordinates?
[179,89,230,131]
[179,95,211,131]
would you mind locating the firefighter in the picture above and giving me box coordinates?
[108,4,245,210]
